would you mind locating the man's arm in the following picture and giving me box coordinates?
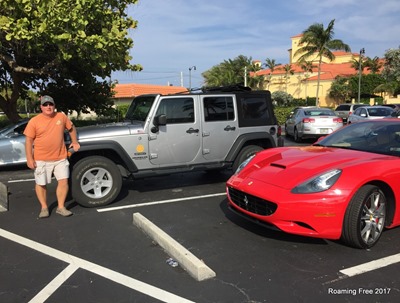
[68,125,80,152]
[25,136,36,169]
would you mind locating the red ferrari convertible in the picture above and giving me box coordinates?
[227,119,400,249]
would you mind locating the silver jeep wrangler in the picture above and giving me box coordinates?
[69,87,283,207]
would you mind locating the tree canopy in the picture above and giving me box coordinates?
[202,55,263,90]
[0,0,141,122]
[379,47,400,96]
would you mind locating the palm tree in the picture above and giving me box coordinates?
[280,64,295,93]
[350,56,367,73]
[263,58,280,89]
[294,19,351,106]
[365,56,383,74]
[299,60,314,101]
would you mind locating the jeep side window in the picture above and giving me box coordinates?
[156,97,194,124]
[238,96,272,127]
[203,96,234,122]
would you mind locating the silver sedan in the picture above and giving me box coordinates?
[285,107,343,142]
[0,119,29,166]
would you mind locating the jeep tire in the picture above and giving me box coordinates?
[71,156,122,208]
[232,145,263,172]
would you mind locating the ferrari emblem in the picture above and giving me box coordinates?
[244,196,249,207]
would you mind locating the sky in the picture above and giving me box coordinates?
[111,0,400,89]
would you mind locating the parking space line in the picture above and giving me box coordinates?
[29,263,79,303]
[0,228,195,303]
[97,192,227,213]
[340,253,400,277]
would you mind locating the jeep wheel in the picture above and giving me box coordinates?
[71,156,122,208]
[232,145,263,172]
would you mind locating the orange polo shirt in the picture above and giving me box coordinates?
[24,112,73,161]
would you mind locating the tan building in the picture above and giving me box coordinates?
[255,34,384,107]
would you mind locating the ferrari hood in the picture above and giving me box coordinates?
[244,146,390,189]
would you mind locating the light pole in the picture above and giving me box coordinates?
[357,48,365,103]
[189,66,196,90]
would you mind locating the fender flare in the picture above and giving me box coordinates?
[69,140,138,172]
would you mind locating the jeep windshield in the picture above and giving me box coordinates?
[125,95,156,122]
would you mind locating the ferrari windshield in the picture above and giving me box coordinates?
[316,119,400,156]
[125,95,156,122]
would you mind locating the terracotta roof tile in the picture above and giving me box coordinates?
[256,61,382,81]
[113,83,188,98]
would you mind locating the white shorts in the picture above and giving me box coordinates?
[34,159,70,185]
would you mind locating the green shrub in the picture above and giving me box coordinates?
[274,107,296,126]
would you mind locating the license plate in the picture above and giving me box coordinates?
[320,128,329,134]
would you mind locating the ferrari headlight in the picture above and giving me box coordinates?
[234,155,256,175]
[291,169,342,193]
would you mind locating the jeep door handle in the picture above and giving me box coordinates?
[224,125,236,131]
[186,128,199,134]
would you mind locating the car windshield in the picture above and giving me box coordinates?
[304,110,335,116]
[125,95,156,122]
[335,105,350,111]
[367,107,393,117]
[0,125,14,137]
[316,120,400,156]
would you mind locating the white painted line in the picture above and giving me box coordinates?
[97,192,226,212]
[340,253,400,277]
[29,263,79,303]
[7,178,35,183]
[0,228,195,303]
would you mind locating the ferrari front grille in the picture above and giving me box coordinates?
[228,187,277,216]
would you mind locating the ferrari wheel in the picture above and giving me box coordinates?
[342,185,386,249]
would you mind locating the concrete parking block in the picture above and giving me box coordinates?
[133,212,216,282]
[0,182,8,212]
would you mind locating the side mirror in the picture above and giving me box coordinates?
[151,114,167,133]
[153,114,167,126]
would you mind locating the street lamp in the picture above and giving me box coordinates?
[357,48,365,103]
[189,66,196,90]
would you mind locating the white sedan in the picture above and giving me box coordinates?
[348,106,394,124]
[285,107,343,142]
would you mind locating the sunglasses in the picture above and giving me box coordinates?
[42,103,54,107]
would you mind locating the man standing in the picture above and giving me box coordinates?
[24,95,80,218]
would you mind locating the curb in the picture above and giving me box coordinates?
[0,182,8,212]
[133,212,216,282]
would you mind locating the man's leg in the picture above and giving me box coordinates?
[35,184,48,209]
[35,184,49,218]
[54,159,73,216]
[56,178,69,209]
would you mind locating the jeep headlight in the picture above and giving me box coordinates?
[291,169,342,193]
[235,155,256,175]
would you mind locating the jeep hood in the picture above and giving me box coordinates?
[76,122,145,140]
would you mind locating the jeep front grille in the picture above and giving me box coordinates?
[228,187,277,216]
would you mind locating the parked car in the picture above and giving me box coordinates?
[284,107,343,142]
[334,103,367,123]
[381,104,400,117]
[227,119,400,249]
[347,106,394,124]
[0,119,29,167]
